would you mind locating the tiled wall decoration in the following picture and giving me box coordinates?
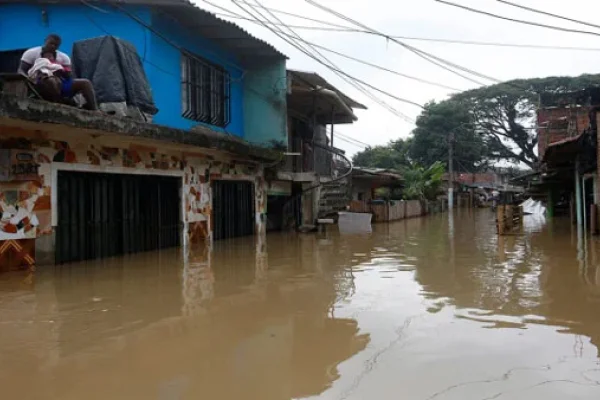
[0,131,266,244]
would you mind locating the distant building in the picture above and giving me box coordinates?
[525,87,600,226]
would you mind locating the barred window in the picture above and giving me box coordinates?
[181,52,230,127]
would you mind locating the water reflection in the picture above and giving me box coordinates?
[0,234,369,400]
[410,212,600,355]
[3,211,600,399]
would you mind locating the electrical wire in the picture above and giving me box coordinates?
[304,0,502,86]
[204,0,419,122]
[435,0,600,38]
[336,131,372,147]
[249,0,422,122]
[335,136,369,149]
[497,0,600,30]
[234,0,356,30]
[111,2,247,73]
[231,0,423,121]
[210,4,600,52]
[275,34,461,92]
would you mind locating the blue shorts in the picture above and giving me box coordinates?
[60,77,73,97]
[36,76,74,97]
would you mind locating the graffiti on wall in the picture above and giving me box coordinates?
[0,134,266,243]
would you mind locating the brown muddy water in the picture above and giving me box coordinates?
[2,210,600,399]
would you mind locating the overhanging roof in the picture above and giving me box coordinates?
[288,70,367,125]
[542,133,585,167]
[289,70,366,110]
[0,0,286,67]
[352,167,403,183]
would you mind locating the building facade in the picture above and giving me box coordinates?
[0,0,287,268]
[266,70,364,231]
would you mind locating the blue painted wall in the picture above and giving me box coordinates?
[0,3,289,143]
[243,60,288,146]
[148,12,245,136]
[0,4,151,66]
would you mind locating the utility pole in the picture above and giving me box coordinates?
[448,130,454,210]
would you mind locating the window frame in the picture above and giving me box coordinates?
[180,51,231,128]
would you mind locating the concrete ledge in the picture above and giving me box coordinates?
[276,171,317,182]
[0,93,281,161]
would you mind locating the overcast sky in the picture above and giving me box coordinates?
[197,0,600,156]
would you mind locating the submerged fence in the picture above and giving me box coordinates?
[349,200,442,223]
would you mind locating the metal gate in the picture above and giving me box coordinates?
[212,180,255,241]
[55,171,181,264]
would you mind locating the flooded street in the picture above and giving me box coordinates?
[2,210,600,399]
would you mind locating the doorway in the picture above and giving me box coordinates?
[55,171,181,264]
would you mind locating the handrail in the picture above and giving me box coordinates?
[281,142,353,227]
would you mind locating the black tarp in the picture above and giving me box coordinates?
[72,36,158,115]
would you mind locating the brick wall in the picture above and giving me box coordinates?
[538,107,591,160]
[456,173,498,185]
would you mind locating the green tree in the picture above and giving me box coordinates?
[410,101,488,172]
[403,161,445,203]
[352,138,412,170]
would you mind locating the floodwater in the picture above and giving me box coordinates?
[2,211,600,400]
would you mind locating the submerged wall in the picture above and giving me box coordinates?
[0,124,267,266]
[350,200,424,222]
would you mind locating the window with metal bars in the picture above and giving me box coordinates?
[181,52,230,127]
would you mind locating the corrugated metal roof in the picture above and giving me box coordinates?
[0,0,286,66]
[353,167,403,180]
[289,69,367,110]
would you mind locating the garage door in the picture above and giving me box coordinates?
[55,171,181,264]
[212,180,255,241]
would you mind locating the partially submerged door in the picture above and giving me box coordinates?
[212,180,255,241]
[55,171,181,264]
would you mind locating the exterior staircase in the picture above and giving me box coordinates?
[318,176,351,219]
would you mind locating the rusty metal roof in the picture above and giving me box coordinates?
[0,0,286,67]
[542,133,585,166]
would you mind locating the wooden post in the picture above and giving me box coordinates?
[497,205,505,235]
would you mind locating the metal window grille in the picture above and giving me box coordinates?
[181,52,230,127]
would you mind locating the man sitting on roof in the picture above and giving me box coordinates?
[18,34,98,111]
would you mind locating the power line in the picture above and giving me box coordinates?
[304,0,501,86]
[211,1,492,86]
[204,0,419,122]
[435,0,600,38]
[212,5,467,91]
[335,135,369,149]
[213,10,600,52]
[234,0,356,30]
[230,0,424,119]
[497,0,600,30]
[240,0,418,122]
[255,0,422,123]
[388,35,600,52]
[277,34,461,91]
[336,131,372,147]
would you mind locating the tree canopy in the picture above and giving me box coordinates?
[452,74,600,168]
[352,139,412,170]
[410,101,488,172]
[352,73,600,170]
